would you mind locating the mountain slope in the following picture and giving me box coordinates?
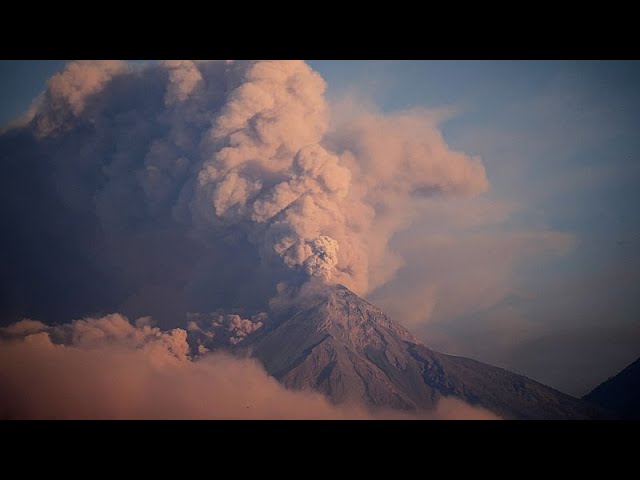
[251,284,603,419]
[583,356,640,419]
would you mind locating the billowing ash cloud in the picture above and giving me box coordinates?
[0,314,499,420]
[186,311,267,350]
[0,60,487,325]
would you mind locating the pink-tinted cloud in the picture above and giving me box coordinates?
[0,314,498,420]
[13,60,490,299]
[34,60,128,137]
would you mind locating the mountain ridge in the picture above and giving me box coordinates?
[583,356,640,419]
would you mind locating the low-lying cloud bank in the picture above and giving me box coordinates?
[0,314,498,420]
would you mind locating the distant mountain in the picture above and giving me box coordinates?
[249,284,604,420]
[583,356,640,419]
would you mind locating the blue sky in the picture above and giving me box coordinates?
[0,60,65,125]
[2,60,639,395]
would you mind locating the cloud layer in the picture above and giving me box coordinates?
[0,314,498,420]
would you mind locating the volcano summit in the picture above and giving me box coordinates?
[245,285,604,420]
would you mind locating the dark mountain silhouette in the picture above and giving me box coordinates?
[249,284,605,420]
[583,356,640,419]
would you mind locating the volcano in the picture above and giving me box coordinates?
[248,284,604,419]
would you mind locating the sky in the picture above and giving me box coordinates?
[0,60,638,399]
[313,60,640,396]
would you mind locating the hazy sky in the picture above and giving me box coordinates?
[1,60,638,396]
[313,60,640,395]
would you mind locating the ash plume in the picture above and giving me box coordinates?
[0,60,487,325]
